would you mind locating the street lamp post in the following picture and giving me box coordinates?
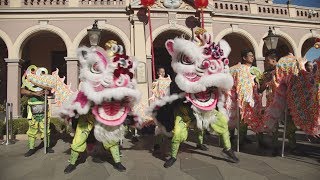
[87,20,102,47]
[263,27,279,50]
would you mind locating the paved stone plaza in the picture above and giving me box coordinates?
[0,133,319,180]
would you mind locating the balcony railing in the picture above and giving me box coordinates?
[257,3,289,18]
[213,1,251,15]
[22,0,68,7]
[79,0,126,7]
[296,6,319,19]
[0,0,319,21]
[0,0,9,6]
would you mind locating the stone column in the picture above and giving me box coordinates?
[65,57,79,91]
[132,16,150,106]
[5,58,24,118]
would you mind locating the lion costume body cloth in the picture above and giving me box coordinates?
[149,32,234,159]
[264,54,320,135]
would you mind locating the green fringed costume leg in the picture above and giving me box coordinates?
[103,141,121,163]
[69,115,94,165]
[209,110,231,150]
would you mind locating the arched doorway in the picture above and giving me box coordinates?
[263,36,294,58]
[153,30,191,79]
[0,38,8,106]
[21,31,67,80]
[301,38,320,62]
[222,33,255,66]
[79,30,125,53]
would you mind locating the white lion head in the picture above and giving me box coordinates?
[77,44,140,126]
[165,32,233,111]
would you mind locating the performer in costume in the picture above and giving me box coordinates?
[21,65,54,157]
[149,29,239,168]
[58,41,143,173]
[227,50,267,148]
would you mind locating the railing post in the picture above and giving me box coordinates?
[281,105,288,157]
[9,103,13,141]
[236,106,240,152]
[2,103,14,145]
[44,91,48,154]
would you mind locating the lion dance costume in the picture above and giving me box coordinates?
[24,42,143,173]
[149,30,239,168]
[22,65,54,156]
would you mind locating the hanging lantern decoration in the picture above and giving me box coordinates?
[314,38,320,49]
[141,0,155,7]
[194,0,209,29]
[141,0,156,80]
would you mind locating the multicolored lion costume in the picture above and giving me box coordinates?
[25,42,143,173]
[264,55,320,136]
[149,30,239,168]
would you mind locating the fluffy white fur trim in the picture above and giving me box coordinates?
[175,72,234,93]
[147,93,185,115]
[94,122,125,144]
[58,91,91,118]
[81,81,141,105]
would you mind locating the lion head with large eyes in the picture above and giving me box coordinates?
[165,32,233,111]
[77,44,140,126]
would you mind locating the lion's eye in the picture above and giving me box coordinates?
[90,63,102,74]
[180,54,194,65]
[36,68,48,76]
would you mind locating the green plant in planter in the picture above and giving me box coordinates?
[20,96,28,118]
[8,117,67,136]
[0,120,5,138]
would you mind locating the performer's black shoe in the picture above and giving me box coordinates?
[46,147,54,153]
[272,148,280,157]
[24,149,36,157]
[196,144,209,151]
[163,157,176,168]
[153,144,160,151]
[64,164,76,174]
[222,148,239,163]
[131,136,139,143]
[114,162,126,172]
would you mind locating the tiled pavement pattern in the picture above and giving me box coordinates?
[0,133,319,180]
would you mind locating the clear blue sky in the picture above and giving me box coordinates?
[273,0,320,8]
[274,0,320,61]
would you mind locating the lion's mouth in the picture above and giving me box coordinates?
[92,100,129,126]
[184,72,201,82]
[186,88,218,111]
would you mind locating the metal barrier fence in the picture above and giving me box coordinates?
[2,103,14,145]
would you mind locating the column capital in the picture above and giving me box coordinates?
[5,58,24,64]
[64,57,78,62]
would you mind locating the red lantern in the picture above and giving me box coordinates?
[194,0,208,29]
[194,0,208,9]
[140,0,155,7]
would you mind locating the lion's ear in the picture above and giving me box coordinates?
[165,40,175,56]
[77,46,91,61]
[218,39,231,58]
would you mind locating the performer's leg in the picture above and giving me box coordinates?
[64,117,93,174]
[153,134,164,152]
[271,123,280,156]
[286,115,298,151]
[103,141,126,172]
[39,117,54,153]
[25,118,38,157]
[195,128,208,151]
[164,115,188,168]
[210,110,239,163]
[239,121,250,145]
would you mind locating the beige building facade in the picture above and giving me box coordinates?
[0,0,319,117]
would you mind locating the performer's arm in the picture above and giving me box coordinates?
[20,88,44,97]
